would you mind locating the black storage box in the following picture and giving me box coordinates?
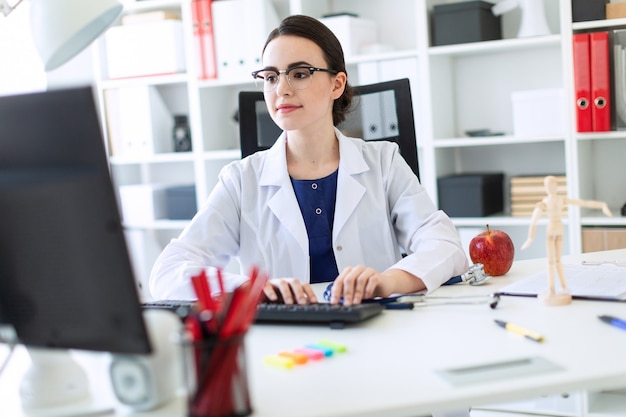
[165,185,197,220]
[437,173,504,217]
[432,1,502,46]
[571,0,608,22]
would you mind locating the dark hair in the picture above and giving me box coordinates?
[262,15,354,126]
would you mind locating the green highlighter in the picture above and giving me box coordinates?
[317,339,347,353]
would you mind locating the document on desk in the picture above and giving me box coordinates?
[498,263,626,301]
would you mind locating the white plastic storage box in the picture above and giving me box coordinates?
[319,15,378,57]
[118,184,168,224]
[105,20,186,79]
[511,88,566,138]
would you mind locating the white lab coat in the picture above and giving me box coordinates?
[149,129,468,300]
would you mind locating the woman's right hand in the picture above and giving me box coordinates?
[261,278,318,305]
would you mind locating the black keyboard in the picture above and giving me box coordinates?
[255,303,384,328]
[142,300,383,328]
[142,299,195,318]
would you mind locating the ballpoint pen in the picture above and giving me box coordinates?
[494,319,545,343]
[598,315,626,331]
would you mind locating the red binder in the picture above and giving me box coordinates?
[192,0,217,80]
[590,31,611,131]
[572,33,592,132]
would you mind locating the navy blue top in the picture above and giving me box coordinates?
[291,170,339,284]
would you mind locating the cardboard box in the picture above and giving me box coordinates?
[165,185,197,220]
[511,88,566,138]
[319,15,378,57]
[105,20,186,79]
[607,2,626,19]
[432,1,501,46]
[437,173,504,217]
[582,227,626,252]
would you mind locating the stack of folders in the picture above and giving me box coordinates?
[510,175,567,217]
[573,31,611,132]
[613,29,626,131]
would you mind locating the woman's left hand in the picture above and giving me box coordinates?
[329,265,391,306]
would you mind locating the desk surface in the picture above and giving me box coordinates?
[2,249,626,417]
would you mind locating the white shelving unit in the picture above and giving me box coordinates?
[93,2,626,413]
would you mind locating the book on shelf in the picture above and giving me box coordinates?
[510,175,566,186]
[510,175,567,217]
[511,203,568,217]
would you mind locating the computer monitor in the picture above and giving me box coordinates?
[0,86,151,355]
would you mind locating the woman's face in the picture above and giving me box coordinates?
[261,35,345,133]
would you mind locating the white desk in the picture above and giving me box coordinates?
[2,250,626,417]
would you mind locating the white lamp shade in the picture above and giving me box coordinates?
[30,0,123,71]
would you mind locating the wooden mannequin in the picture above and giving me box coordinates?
[521,175,612,306]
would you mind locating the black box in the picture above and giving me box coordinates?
[165,185,197,220]
[437,173,504,217]
[432,1,502,46]
[571,0,608,22]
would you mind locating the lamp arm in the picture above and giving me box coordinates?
[0,0,24,17]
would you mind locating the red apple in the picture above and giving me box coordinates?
[469,225,515,276]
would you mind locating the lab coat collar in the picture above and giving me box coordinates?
[259,128,369,254]
[259,128,369,185]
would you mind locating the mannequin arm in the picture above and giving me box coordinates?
[521,203,545,249]
[567,198,613,217]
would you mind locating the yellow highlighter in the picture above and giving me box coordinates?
[263,354,295,369]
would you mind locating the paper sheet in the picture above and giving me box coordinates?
[498,263,626,301]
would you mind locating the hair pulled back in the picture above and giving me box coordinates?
[262,15,354,126]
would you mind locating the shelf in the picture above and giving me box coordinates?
[428,35,561,57]
[124,219,189,230]
[99,73,189,89]
[580,214,626,227]
[110,152,196,165]
[576,131,626,141]
[451,215,560,228]
[345,49,419,65]
[202,149,241,160]
[433,135,565,148]
[572,17,626,31]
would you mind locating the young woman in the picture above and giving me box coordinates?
[149,15,468,306]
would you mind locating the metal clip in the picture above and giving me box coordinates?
[444,263,492,286]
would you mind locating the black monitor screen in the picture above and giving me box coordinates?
[0,87,151,354]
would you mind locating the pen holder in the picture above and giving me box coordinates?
[185,335,251,417]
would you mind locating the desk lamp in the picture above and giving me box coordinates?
[0,2,124,414]
[0,0,123,71]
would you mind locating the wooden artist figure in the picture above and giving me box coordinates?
[521,175,612,305]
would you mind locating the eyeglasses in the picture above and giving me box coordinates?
[251,66,339,92]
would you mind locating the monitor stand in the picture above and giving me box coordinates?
[19,347,114,417]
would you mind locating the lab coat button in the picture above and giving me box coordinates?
[336,245,343,251]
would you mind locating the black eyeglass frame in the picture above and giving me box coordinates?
[251,66,339,89]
